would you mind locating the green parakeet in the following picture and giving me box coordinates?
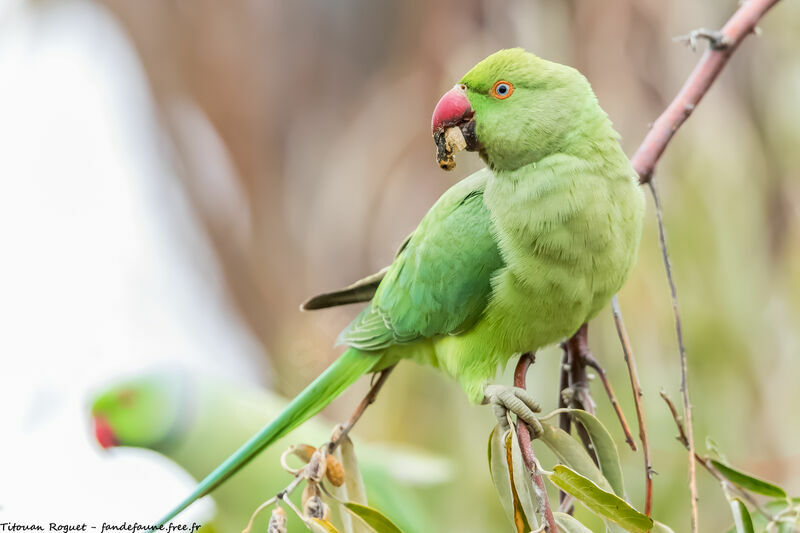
[153,48,645,526]
[91,372,451,533]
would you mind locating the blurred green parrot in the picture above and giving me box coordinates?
[153,47,645,525]
[91,371,451,533]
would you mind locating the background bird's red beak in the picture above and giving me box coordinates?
[93,415,118,449]
[431,84,472,134]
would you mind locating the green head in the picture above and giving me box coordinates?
[432,48,609,171]
[90,372,189,451]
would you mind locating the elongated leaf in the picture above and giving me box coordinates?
[568,409,626,498]
[509,422,540,530]
[553,512,593,532]
[547,465,653,533]
[309,519,340,533]
[651,521,677,533]
[488,424,533,532]
[730,499,755,533]
[488,425,518,529]
[538,421,613,492]
[733,498,800,533]
[344,502,404,533]
[711,460,787,498]
[334,432,370,533]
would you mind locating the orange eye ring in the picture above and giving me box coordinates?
[491,80,514,99]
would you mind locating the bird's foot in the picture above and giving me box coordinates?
[483,384,543,437]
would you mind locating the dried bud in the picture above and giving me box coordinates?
[289,443,317,463]
[302,482,320,508]
[303,495,328,520]
[306,449,327,482]
[324,454,345,487]
[267,507,287,533]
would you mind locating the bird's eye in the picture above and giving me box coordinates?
[491,80,514,99]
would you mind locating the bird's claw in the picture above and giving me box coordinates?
[484,384,543,437]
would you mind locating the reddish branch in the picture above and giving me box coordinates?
[514,354,558,533]
[625,1,782,530]
[632,0,781,183]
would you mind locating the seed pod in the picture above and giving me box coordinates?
[324,454,345,487]
[267,507,287,533]
[306,449,327,482]
[303,495,327,519]
[301,482,320,508]
[289,443,317,463]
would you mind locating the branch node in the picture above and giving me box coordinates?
[674,28,730,52]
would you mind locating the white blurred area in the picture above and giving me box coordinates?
[0,0,265,523]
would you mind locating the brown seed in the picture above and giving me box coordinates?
[324,454,345,487]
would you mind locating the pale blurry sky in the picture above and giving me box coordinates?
[0,0,264,523]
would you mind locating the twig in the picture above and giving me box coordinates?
[560,327,598,465]
[647,180,697,528]
[659,391,778,522]
[326,365,395,455]
[246,368,394,530]
[629,2,783,529]
[514,353,558,533]
[610,297,653,517]
[631,0,782,183]
[556,350,571,511]
[573,328,637,452]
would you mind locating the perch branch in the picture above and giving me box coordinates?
[631,0,782,183]
[515,353,558,533]
[610,297,653,517]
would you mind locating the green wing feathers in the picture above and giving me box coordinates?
[339,170,504,350]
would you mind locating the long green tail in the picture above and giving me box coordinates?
[151,348,380,528]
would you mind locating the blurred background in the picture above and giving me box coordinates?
[1,0,799,531]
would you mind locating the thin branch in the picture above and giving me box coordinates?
[659,391,777,522]
[556,349,571,511]
[610,297,653,517]
[326,365,395,455]
[631,0,782,183]
[627,3,783,528]
[647,180,697,529]
[514,353,558,533]
[561,326,598,465]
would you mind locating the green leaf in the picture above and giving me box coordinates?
[487,424,533,533]
[567,409,626,498]
[308,519,340,533]
[538,421,613,492]
[552,512,593,532]
[489,425,516,527]
[509,422,541,530]
[547,465,653,533]
[651,521,677,533]
[737,498,800,533]
[730,499,755,533]
[343,502,404,533]
[711,460,787,498]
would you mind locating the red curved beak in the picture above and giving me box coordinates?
[431,84,473,134]
[93,415,119,449]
